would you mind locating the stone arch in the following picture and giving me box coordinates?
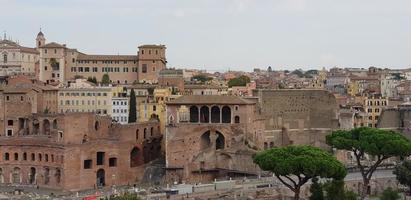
[130,147,141,167]
[29,167,36,184]
[55,168,61,184]
[96,169,105,187]
[234,116,240,123]
[14,153,18,161]
[43,119,50,134]
[216,131,225,150]
[200,106,209,123]
[12,167,21,184]
[52,119,58,129]
[222,106,231,123]
[189,106,199,123]
[44,167,50,184]
[211,106,220,123]
[200,131,211,150]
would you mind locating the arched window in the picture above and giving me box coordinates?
[52,119,58,129]
[136,129,139,141]
[12,167,20,184]
[4,153,9,161]
[43,119,50,134]
[130,147,140,167]
[189,106,199,123]
[44,167,50,184]
[55,168,61,184]
[222,106,231,123]
[3,54,7,63]
[234,116,240,123]
[200,131,211,150]
[143,128,147,139]
[216,132,225,150]
[23,152,27,160]
[14,153,18,161]
[200,106,209,123]
[150,127,154,137]
[211,106,220,123]
[31,153,35,161]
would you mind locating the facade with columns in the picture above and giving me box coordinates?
[165,95,265,183]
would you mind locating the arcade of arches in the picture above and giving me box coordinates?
[189,106,239,124]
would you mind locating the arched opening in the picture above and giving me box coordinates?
[96,169,105,187]
[12,167,21,184]
[29,167,36,184]
[222,106,231,123]
[44,167,50,184]
[43,119,50,135]
[200,106,209,123]
[234,116,240,123]
[211,106,220,123]
[130,147,140,167]
[52,119,58,129]
[150,127,154,137]
[33,120,40,135]
[55,168,61,184]
[136,129,139,141]
[94,121,99,130]
[216,132,225,150]
[200,131,211,150]
[143,128,147,139]
[189,106,199,123]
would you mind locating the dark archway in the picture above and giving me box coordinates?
[189,106,199,123]
[222,106,231,123]
[216,132,225,150]
[52,119,58,129]
[211,106,220,123]
[96,169,105,187]
[130,147,140,167]
[43,119,50,135]
[136,129,139,141]
[12,167,20,184]
[44,167,50,184]
[234,116,240,123]
[200,131,211,150]
[33,120,40,135]
[29,167,36,184]
[200,106,209,123]
[55,168,61,184]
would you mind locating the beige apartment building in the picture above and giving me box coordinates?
[57,79,120,115]
[36,32,166,85]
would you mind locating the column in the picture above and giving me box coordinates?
[219,106,222,123]
[209,106,211,124]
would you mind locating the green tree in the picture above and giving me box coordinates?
[192,74,212,83]
[309,177,324,200]
[324,179,357,200]
[128,89,137,123]
[105,192,141,200]
[101,73,110,85]
[228,75,251,87]
[380,187,400,200]
[253,146,346,200]
[326,127,411,199]
[394,159,411,194]
[87,76,97,84]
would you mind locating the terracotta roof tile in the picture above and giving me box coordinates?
[167,95,254,105]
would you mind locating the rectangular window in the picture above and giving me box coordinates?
[93,67,98,72]
[109,157,117,167]
[7,120,13,126]
[79,67,84,72]
[96,152,105,165]
[84,159,92,169]
[85,67,90,72]
[142,64,147,73]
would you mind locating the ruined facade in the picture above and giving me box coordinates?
[377,103,411,138]
[165,95,265,183]
[0,113,162,191]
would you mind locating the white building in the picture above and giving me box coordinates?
[381,75,402,98]
[112,97,129,124]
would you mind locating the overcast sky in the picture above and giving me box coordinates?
[1,0,411,71]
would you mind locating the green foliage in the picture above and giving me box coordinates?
[228,75,251,87]
[74,75,84,79]
[128,89,137,123]
[394,159,411,192]
[253,146,346,200]
[380,187,400,200]
[291,70,304,77]
[326,127,411,199]
[309,177,324,200]
[192,74,212,83]
[87,76,97,84]
[105,192,141,200]
[392,73,405,80]
[101,73,111,85]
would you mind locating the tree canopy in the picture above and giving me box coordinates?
[192,74,212,83]
[326,127,411,199]
[228,75,251,87]
[87,76,97,84]
[128,89,137,123]
[101,73,111,85]
[394,159,411,194]
[253,145,346,200]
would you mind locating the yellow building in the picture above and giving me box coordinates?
[363,95,388,128]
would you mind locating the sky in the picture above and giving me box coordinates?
[1,0,411,72]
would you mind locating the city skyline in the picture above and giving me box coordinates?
[1,0,411,71]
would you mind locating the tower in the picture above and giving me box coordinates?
[36,30,46,48]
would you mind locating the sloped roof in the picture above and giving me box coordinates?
[167,95,254,105]
[39,42,66,48]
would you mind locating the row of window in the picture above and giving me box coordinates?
[113,116,128,122]
[113,109,128,114]
[84,152,117,169]
[59,92,108,97]
[61,109,108,114]
[1,53,36,63]
[60,99,107,106]
[3,152,63,163]
[70,67,138,73]
[113,101,128,106]
[77,60,137,64]
[367,100,387,106]
[367,108,380,113]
